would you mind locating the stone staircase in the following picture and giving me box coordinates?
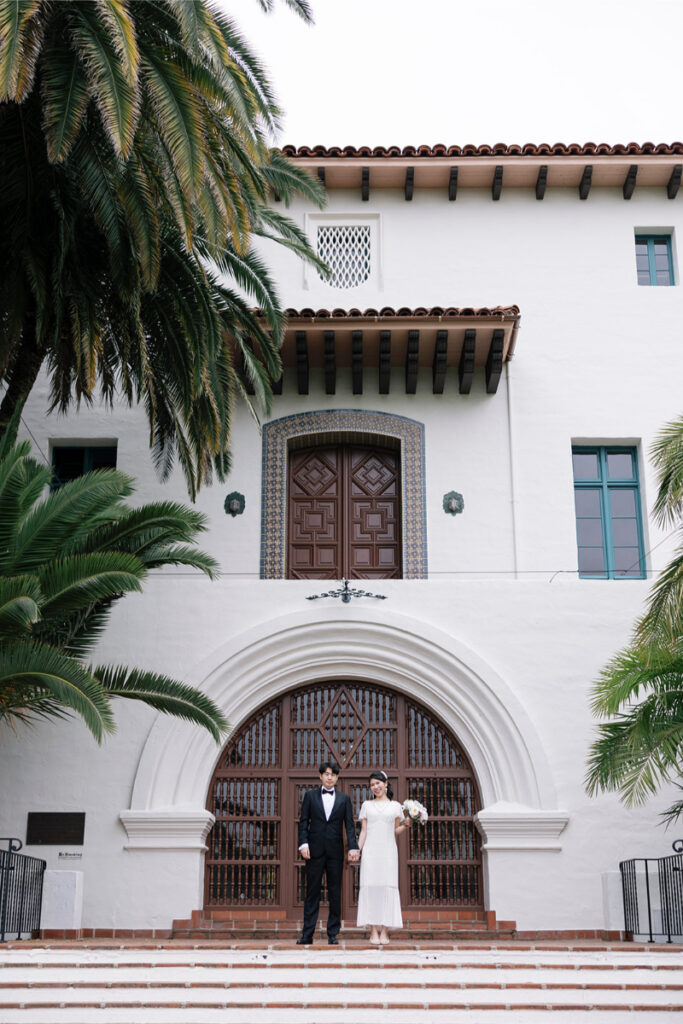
[0,940,681,1023]
[170,908,517,942]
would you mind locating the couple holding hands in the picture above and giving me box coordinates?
[297,761,412,946]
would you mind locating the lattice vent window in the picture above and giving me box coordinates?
[317,225,371,288]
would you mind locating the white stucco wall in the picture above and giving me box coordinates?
[2,180,682,933]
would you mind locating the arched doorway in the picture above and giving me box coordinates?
[204,680,482,919]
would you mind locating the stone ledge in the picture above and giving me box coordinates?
[119,810,215,850]
[475,802,569,851]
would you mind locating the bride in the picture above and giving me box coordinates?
[356,769,411,944]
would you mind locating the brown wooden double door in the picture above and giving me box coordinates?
[288,445,401,579]
[205,681,482,919]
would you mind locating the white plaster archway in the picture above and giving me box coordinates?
[121,607,567,851]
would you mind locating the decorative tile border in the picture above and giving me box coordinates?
[260,410,427,579]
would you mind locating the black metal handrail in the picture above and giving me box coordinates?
[620,839,683,943]
[0,838,46,942]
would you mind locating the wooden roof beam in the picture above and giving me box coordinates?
[404,166,414,201]
[448,167,458,201]
[361,167,370,201]
[296,331,309,395]
[317,167,326,186]
[378,330,391,394]
[579,165,592,200]
[668,164,682,199]
[536,165,547,200]
[432,330,448,394]
[486,329,505,394]
[405,330,419,393]
[459,329,476,394]
[492,165,503,200]
[352,330,363,393]
[623,164,638,200]
[324,330,336,395]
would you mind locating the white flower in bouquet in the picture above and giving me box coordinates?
[402,799,428,824]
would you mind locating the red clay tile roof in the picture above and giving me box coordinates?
[268,305,520,320]
[281,142,683,158]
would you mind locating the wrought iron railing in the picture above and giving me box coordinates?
[620,839,683,943]
[0,838,46,942]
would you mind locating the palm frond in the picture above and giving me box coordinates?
[261,149,326,208]
[253,0,314,24]
[636,537,683,642]
[0,575,41,637]
[94,663,228,741]
[0,639,115,741]
[0,0,44,102]
[138,543,219,577]
[650,414,683,527]
[94,0,139,88]
[142,52,204,202]
[8,468,133,573]
[68,1,140,158]
[40,43,90,162]
[37,551,145,619]
[0,440,51,568]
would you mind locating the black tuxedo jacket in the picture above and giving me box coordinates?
[297,788,359,859]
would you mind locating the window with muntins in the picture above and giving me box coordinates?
[572,446,646,579]
[51,444,117,489]
[317,224,371,288]
[635,235,674,286]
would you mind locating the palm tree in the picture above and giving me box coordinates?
[0,435,227,742]
[0,0,325,497]
[586,415,683,823]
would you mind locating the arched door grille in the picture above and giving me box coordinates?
[205,682,482,917]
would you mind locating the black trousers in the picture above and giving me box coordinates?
[301,850,344,939]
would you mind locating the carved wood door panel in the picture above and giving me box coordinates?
[288,445,401,579]
[204,682,483,919]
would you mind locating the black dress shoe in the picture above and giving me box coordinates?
[296,936,313,945]
[328,936,339,945]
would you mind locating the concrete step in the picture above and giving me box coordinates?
[0,943,681,1023]
[171,928,516,942]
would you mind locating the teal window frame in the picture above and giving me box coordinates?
[635,234,674,286]
[572,446,646,580]
[51,444,117,490]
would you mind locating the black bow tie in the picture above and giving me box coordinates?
[322,788,335,795]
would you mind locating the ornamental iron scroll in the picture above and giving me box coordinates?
[306,578,388,604]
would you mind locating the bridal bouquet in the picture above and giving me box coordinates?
[402,799,428,824]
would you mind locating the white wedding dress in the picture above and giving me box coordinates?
[356,799,404,928]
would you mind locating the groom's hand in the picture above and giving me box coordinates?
[299,845,311,860]
[348,850,360,863]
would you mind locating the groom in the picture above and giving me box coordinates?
[297,761,359,945]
